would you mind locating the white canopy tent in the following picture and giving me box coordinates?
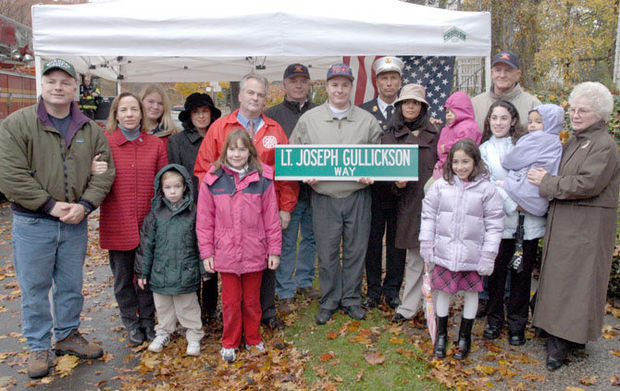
[32,0,491,87]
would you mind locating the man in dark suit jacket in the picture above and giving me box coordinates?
[359,56,407,310]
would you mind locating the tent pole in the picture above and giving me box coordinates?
[484,55,491,92]
[34,56,43,97]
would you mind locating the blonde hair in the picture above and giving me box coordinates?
[212,129,262,173]
[138,84,179,134]
[161,170,184,184]
[105,92,145,133]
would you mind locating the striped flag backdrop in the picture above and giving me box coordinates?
[343,55,456,122]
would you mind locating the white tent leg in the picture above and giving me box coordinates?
[35,55,43,97]
[484,55,491,92]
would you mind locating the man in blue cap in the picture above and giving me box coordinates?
[290,63,382,325]
[472,50,541,130]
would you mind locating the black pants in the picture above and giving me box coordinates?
[109,249,155,330]
[199,272,219,319]
[260,268,277,321]
[365,204,406,300]
[487,238,538,332]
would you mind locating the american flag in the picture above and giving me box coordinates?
[344,55,456,122]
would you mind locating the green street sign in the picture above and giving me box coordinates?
[275,145,418,181]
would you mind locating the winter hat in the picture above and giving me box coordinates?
[178,93,222,123]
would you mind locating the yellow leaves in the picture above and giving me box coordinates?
[389,337,404,345]
[610,349,620,357]
[579,375,599,385]
[55,355,79,378]
[473,364,497,376]
[601,324,617,340]
[565,387,585,391]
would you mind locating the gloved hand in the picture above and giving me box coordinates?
[420,241,433,262]
[477,252,497,276]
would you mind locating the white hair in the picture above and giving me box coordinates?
[568,82,614,121]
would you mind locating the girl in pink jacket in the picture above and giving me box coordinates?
[196,129,281,363]
[420,139,504,360]
[432,91,482,179]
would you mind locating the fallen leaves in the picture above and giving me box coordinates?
[363,351,385,365]
[579,375,599,386]
[318,351,335,362]
[55,355,79,377]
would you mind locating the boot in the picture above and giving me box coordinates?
[453,317,474,360]
[434,316,449,358]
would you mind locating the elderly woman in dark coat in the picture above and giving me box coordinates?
[167,93,221,322]
[527,82,620,371]
[384,84,439,323]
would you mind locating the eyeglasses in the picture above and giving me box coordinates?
[568,107,594,116]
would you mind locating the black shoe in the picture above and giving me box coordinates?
[546,355,564,371]
[385,296,401,310]
[261,317,284,331]
[483,324,501,340]
[453,317,474,360]
[315,309,335,325]
[128,328,145,346]
[534,327,548,338]
[476,298,488,318]
[342,305,366,320]
[434,316,449,358]
[391,313,409,323]
[363,297,380,309]
[509,331,526,346]
[142,325,156,342]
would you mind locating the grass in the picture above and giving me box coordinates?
[283,298,446,391]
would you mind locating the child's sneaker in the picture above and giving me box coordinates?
[186,340,200,356]
[148,334,170,353]
[245,341,265,353]
[220,347,237,363]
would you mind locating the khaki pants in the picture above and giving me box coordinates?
[153,292,204,342]
[395,249,425,319]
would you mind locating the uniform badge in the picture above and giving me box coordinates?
[262,135,277,149]
[372,106,378,112]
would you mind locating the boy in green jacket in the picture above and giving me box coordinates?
[136,164,207,356]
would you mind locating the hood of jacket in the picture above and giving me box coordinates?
[152,164,195,211]
[445,91,476,127]
[531,104,564,136]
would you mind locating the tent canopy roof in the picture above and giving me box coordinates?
[32,0,490,82]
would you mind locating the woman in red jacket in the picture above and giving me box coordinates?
[100,92,168,346]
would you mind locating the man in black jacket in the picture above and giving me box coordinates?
[264,64,319,317]
[359,57,407,310]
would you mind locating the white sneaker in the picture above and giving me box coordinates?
[186,340,200,356]
[220,347,237,363]
[148,334,170,353]
[245,341,265,353]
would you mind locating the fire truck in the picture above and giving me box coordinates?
[0,14,36,125]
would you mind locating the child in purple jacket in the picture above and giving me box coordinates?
[501,104,564,216]
[420,139,504,360]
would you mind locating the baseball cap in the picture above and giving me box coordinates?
[373,56,404,76]
[326,63,354,82]
[492,51,520,69]
[42,58,77,79]
[283,63,310,80]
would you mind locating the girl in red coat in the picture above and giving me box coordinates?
[100,92,168,346]
[196,129,281,363]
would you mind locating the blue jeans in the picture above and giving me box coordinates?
[276,198,316,299]
[12,212,88,351]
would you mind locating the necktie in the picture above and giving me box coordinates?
[386,105,394,121]
[248,119,255,134]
